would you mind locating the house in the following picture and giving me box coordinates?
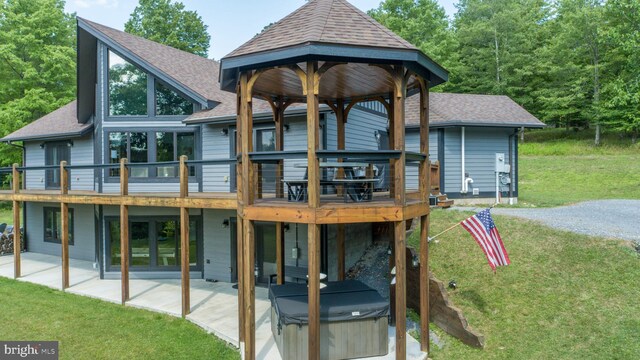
[0,0,540,358]
[405,92,544,204]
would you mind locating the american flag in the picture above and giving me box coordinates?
[460,209,510,271]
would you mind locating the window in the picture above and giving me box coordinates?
[108,51,147,116]
[107,131,195,179]
[107,217,201,270]
[44,207,74,245]
[45,143,70,189]
[155,131,195,177]
[156,82,193,116]
[108,132,148,177]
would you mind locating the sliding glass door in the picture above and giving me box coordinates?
[107,216,202,271]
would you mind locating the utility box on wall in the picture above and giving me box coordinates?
[495,153,508,173]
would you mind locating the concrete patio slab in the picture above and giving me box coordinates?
[0,252,427,360]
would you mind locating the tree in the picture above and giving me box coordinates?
[449,0,550,113]
[0,0,76,166]
[368,0,458,89]
[125,0,210,57]
[540,0,607,144]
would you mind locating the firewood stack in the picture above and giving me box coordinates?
[0,232,25,256]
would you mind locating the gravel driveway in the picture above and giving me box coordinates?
[452,200,640,242]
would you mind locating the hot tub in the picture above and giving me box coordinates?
[269,280,389,360]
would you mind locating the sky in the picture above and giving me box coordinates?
[65,0,458,60]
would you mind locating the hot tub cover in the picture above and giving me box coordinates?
[269,280,389,326]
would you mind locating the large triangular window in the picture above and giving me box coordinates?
[108,50,148,116]
[155,82,194,116]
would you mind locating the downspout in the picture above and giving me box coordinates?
[7,141,26,248]
[460,127,473,194]
[508,130,516,205]
[461,127,465,193]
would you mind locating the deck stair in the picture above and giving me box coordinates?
[435,194,454,209]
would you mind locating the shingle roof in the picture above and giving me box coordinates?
[1,101,93,142]
[226,0,418,58]
[406,93,545,128]
[79,18,225,103]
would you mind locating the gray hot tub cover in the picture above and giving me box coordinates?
[269,280,390,326]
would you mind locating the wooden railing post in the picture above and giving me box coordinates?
[120,158,129,305]
[12,164,21,279]
[418,78,431,353]
[60,161,70,290]
[179,155,190,318]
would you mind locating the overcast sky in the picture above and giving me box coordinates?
[66,0,458,60]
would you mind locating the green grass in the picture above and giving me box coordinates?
[521,128,640,156]
[409,209,640,360]
[515,128,640,206]
[0,278,239,360]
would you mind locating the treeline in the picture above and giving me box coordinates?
[370,0,640,144]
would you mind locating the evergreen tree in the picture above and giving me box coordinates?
[125,0,211,58]
[0,0,76,166]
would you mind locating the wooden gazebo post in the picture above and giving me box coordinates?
[418,78,431,352]
[238,71,256,360]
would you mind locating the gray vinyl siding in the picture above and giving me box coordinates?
[283,115,311,180]
[464,127,515,196]
[25,202,96,262]
[202,124,231,192]
[69,135,95,191]
[24,142,45,190]
[202,209,236,281]
[405,130,438,191]
[443,128,462,194]
[344,108,387,150]
[440,127,516,197]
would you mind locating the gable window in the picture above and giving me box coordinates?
[44,207,74,245]
[156,82,194,116]
[107,130,195,179]
[108,50,147,116]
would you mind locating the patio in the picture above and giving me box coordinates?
[0,252,427,360]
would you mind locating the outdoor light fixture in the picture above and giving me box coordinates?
[448,280,457,290]
[39,143,45,149]
[387,245,392,255]
[374,131,381,141]
[254,262,259,278]
[412,254,419,267]
[67,140,74,147]
[222,219,230,228]
[220,128,229,136]
[283,124,290,132]
[283,223,290,232]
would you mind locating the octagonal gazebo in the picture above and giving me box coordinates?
[219,1,448,359]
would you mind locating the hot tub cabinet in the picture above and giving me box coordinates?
[269,280,389,360]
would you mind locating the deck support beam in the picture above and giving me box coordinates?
[12,164,21,279]
[306,61,321,360]
[337,223,345,281]
[179,156,190,318]
[60,161,69,290]
[418,78,431,352]
[120,159,129,305]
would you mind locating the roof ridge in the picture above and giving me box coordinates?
[79,17,218,66]
[316,0,335,43]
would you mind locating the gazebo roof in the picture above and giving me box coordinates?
[219,0,448,97]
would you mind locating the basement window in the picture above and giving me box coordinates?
[43,207,74,245]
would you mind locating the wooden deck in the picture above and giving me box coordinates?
[0,189,238,209]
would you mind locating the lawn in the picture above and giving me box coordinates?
[517,128,640,206]
[408,209,640,359]
[0,278,239,360]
